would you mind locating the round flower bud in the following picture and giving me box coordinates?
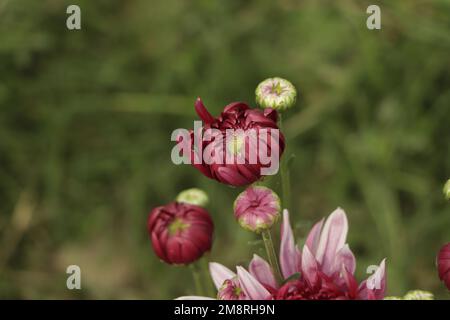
[147,202,213,265]
[444,179,450,200]
[176,188,209,207]
[403,290,434,300]
[437,242,450,290]
[255,77,297,111]
[233,186,281,233]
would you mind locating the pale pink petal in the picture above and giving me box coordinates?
[358,259,386,300]
[332,244,356,276]
[236,266,272,300]
[279,209,301,279]
[249,254,278,289]
[301,245,319,287]
[175,296,216,300]
[209,262,236,290]
[315,208,348,273]
[305,218,324,255]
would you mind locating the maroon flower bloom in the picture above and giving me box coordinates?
[179,98,285,187]
[147,202,213,265]
[438,242,450,290]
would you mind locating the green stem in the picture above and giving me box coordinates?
[201,255,215,297]
[189,264,204,296]
[261,229,283,284]
[280,157,291,210]
[278,114,291,210]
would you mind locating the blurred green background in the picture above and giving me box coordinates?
[0,0,449,299]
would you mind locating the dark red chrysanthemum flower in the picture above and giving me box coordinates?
[438,242,450,290]
[147,202,213,265]
[179,98,285,187]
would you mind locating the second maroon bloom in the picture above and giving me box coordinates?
[147,202,214,265]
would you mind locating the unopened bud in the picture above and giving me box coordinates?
[403,290,434,300]
[176,188,209,207]
[255,77,297,111]
[444,179,450,200]
[234,186,281,233]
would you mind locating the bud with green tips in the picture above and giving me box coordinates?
[176,188,209,207]
[255,77,297,111]
[233,186,281,233]
[383,296,403,300]
[444,179,450,200]
[403,290,434,300]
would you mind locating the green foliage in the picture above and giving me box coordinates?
[0,0,449,298]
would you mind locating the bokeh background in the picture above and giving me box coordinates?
[0,0,449,299]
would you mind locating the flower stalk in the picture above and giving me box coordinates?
[190,263,205,296]
[278,114,291,210]
[261,229,283,285]
[201,255,215,297]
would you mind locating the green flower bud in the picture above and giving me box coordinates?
[176,188,209,207]
[444,179,450,200]
[403,290,434,300]
[384,296,403,300]
[255,77,297,111]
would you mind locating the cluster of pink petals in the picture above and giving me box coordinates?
[234,186,281,232]
[177,208,386,300]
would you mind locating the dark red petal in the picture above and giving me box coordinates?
[236,164,259,183]
[341,267,358,298]
[215,165,250,186]
[223,102,249,113]
[195,98,216,124]
[443,271,450,290]
[263,108,278,122]
[147,207,164,232]
[244,110,278,127]
[185,240,204,263]
[151,231,169,263]
[438,243,450,281]
[166,237,183,264]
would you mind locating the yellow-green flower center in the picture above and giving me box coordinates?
[227,134,244,155]
[233,286,242,296]
[168,218,190,235]
[271,82,284,95]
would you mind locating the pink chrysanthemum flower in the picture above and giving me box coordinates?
[177,208,386,300]
[275,208,386,300]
